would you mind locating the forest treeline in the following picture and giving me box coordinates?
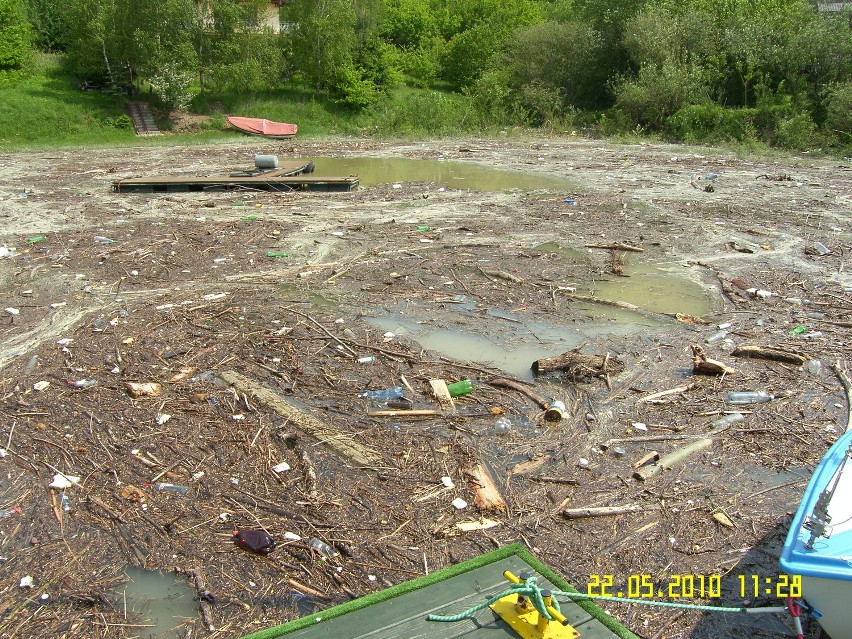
[1,0,850,150]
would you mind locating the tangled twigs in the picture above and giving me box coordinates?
[831,360,852,432]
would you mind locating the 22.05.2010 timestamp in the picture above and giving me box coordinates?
[587,574,802,600]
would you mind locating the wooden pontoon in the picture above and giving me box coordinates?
[112,160,359,193]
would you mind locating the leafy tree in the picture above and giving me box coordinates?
[380,0,438,48]
[506,20,605,110]
[22,0,68,52]
[0,0,33,72]
[287,0,357,92]
[439,0,542,89]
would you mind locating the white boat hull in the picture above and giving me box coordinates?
[780,430,852,639]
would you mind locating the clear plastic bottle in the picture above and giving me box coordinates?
[308,537,336,557]
[711,413,744,428]
[705,330,728,344]
[807,360,822,375]
[155,482,189,495]
[813,241,831,255]
[725,391,773,405]
[494,417,513,434]
[361,386,404,401]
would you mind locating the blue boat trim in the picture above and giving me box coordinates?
[780,430,852,581]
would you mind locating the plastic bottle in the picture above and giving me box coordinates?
[0,506,22,519]
[807,360,822,375]
[357,356,375,364]
[446,379,473,397]
[234,529,276,555]
[361,386,404,401]
[308,537,336,557]
[813,241,831,255]
[155,482,189,495]
[725,391,773,405]
[494,417,513,434]
[266,251,288,258]
[705,331,728,344]
[711,413,744,428]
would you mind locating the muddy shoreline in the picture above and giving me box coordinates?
[0,135,849,639]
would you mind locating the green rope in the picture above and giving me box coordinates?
[427,575,765,622]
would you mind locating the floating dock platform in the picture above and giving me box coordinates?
[234,544,637,639]
[112,160,359,193]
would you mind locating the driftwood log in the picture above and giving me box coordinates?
[219,370,382,467]
[633,438,713,481]
[532,351,624,381]
[463,463,507,512]
[731,345,806,366]
[691,345,736,375]
[560,504,659,519]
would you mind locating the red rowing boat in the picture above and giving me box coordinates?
[226,116,298,139]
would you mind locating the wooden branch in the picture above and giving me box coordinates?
[731,345,806,366]
[487,377,549,407]
[584,242,645,252]
[556,293,639,310]
[184,569,216,631]
[463,463,507,512]
[220,370,381,467]
[367,409,443,417]
[691,345,735,376]
[633,438,713,481]
[636,383,695,404]
[832,360,852,432]
[561,504,659,519]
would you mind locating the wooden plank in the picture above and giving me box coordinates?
[218,370,381,468]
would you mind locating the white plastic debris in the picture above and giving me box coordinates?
[633,422,649,431]
[0,246,15,258]
[5,307,20,316]
[441,476,455,489]
[49,473,80,489]
[56,338,73,345]
[19,576,34,589]
[33,381,50,391]
[451,497,468,509]
[272,462,291,473]
[283,531,301,541]
[156,413,171,425]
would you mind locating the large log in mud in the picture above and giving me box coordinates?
[532,351,624,381]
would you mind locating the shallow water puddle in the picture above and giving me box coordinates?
[366,305,663,381]
[365,262,714,380]
[115,567,198,638]
[302,157,576,192]
[580,262,716,315]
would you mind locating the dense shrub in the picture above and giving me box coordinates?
[666,103,757,143]
[614,60,708,130]
[824,82,852,138]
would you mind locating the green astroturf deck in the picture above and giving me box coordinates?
[236,544,639,639]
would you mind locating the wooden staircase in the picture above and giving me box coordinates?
[126,101,161,136]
